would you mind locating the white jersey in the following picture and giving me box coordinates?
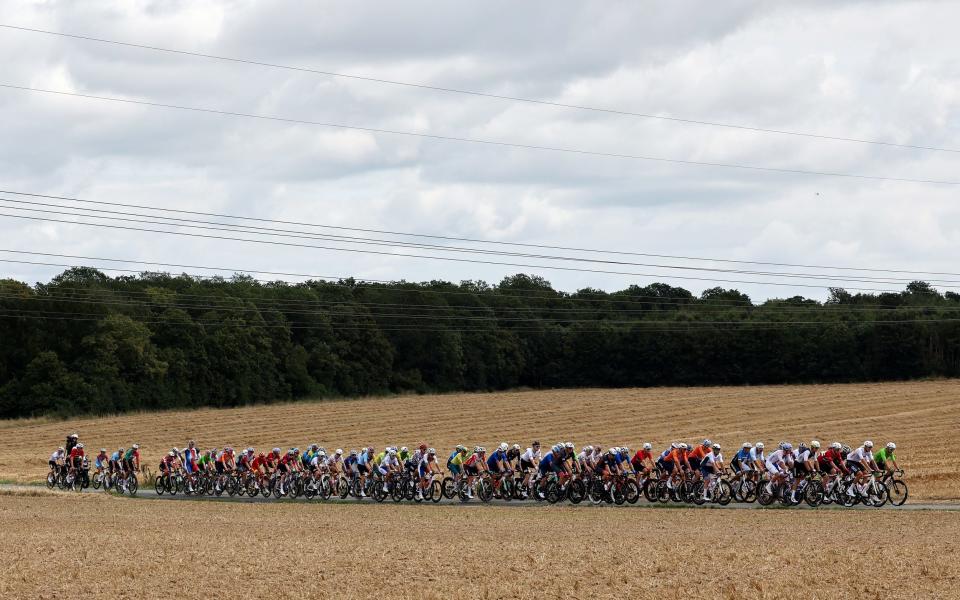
[521,447,541,463]
[380,455,399,470]
[748,448,765,463]
[794,448,812,463]
[847,447,871,463]
[325,455,341,468]
[765,450,788,470]
[50,450,64,462]
[702,452,723,469]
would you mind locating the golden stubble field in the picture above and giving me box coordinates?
[2,380,958,500]
[1,491,958,600]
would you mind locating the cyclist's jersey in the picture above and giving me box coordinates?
[666,448,687,464]
[50,450,64,462]
[596,454,617,472]
[279,453,296,466]
[765,450,788,470]
[110,451,122,462]
[216,451,234,464]
[375,451,387,465]
[631,449,652,469]
[237,454,252,468]
[874,448,896,465]
[123,448,139,462]
[794,448,812,463]
[687,446,708,462]
[701,452,722,469]
[198,454,213,467]
[357,452,373,467]
[658,448,672,461]
[615,451,630,465]
[419,455,436,474]
[161,454,176,466]
[733,448,751,463]
[487,449,507,469]
[95,453,108,469]
[183,448,197,465]
[520,447,541,464]
[380,455,400,470]
[538,452,556,471]
[398,450,411,463]
[325,455,341,468]
[448,451,465,467]
[69,447,85,460]
[464,453,483,468]
[343,456,358,470]
[251,455,268,471]
[846,447,871,464]
[506,448,521,464]
[749,448,765,463]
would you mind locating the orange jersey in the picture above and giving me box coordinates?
[688,446,708,461]
[667,448,687,464]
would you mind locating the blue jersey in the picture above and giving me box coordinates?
[344,456,358,469]
[487,449,506,469]
[110,451,121,462]
[358,452,372,466]
[538,452,555,471]
[735,448,751,462]
[616,451,629,464]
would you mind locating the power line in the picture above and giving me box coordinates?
[2,83,958,186]
[2,23,956,154]
[0,198,947,285]
[3,188,959,278]
[3,211,952,292]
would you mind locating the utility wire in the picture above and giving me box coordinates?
[0,198,946,285]
[2,23,956,154]
[2,83,957,186]
[5,210,956,292]
[4,188,957,278]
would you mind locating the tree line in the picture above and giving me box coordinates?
[1,267,958,418]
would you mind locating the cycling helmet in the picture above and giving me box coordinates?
[310,444,318,451]
[864,440,874,448]
[607,448,616,455]
[419,443,427,451]
[499,443,508,452]
[427,448,436,455]
[712,443,721,451]
[388,449,397,456]
[456,444,466,452]
[886,442,896,450]
[77,443,84,449]
[99,448,106,453]
[798,443,808,453]
[552,444,563,454]
[841,445,851,455]
[641,443,650,450]
[317,452,326,459]
[400,446,408,453]
[783,443,793,451]
[68,433,78,439]
[679,443,688,450]
[318,447,327,454]
[583,445,593,453]
[272,447,281,454]
[755,442,764,449]
[479,447,486,453]
[167,451,174,457]
[335,448,343,455]
[742,442,751,448]
[349,449,358,456]
[247,448,254,454]
[532,441,540,447]
[172,447,179,453]
[564,442,574,449]
[287,449,295,456]
[671,442,679,449]
[474,446,483,454]
[702,439,712,447]
[511,444,520,451]
[811,440,821,449]
[830,442,841,450]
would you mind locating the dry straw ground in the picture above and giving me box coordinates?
[2,380,958,499]
[1,493,959,599]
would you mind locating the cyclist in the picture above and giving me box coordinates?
[183,442,198,479]
[356,447,376,497]
[874,442,899,476]
[326,448,344,477]
[159,451,178,479]
[594,448,619,492]
[519,441,541,492]
[49,446,65,475]
[109,447,124,477]
[629,443,651,474]
[748,442,765,475]
[790,442,818,503]
[123,444,141,475]
[506,444,522,470]
[398,446,412,466]
[730,443,752,475]
[845,441,878,498]
[216,447,236,475]
[68,442,85,477]
[198,449,215,474]
[94,448,109,476]
[378,448,402,493]
[447,445,467,480]
[687,440,711,476]
[237,448,254,474]
[817,442,847,490]
[462,446,485,499]
[663,443,691,489]
[700,443,724,500]
[764,442,792,495]
[65,433,79,458]
[250,450,270,480]
[418,448,442,500]
[576,445,594,474]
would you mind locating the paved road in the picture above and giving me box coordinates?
[9,484,957,511]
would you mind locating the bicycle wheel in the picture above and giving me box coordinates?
[888,479,908,506]
[477,479,493,503]
[127,474,139,496]
[643,479,658,503]
[47,471,57,489]
[804,480,824,507]
[500,477,513,502]
[656,480,671,504]
[154,476,165,496]
[568,479,586,505]
[716,480,733,506]
[691,482,706,505]
[867,482,889,507]
[623,479,640,504]
[441,477,456,499]
[757,483,776,506]
[429,481,442,503]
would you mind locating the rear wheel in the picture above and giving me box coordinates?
[568,479,586,505]
[154,476,165,496]
[623,479,640,504]
[127,474,139,496]
[716,480,733,505]
[888,480,908,506]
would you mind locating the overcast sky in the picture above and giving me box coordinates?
[1,1,958,301]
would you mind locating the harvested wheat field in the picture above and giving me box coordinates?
[2,380,958,500]
[0,492,957,600]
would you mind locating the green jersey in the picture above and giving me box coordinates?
[874,448,896,464]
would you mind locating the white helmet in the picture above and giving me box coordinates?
[99,448,106,453]
[712,443,721,451]
[886,442,896,450]
[742,442,751,448]
[755,442,764,449]
[132,444,139,449]
[400,446,408,453]
[77,443,84,448]
[679,443,688,450]
[511,444,520,450]
[388,449,397,456]
[499,443,508,452]
[167,451,174,457]
[864,440,874,448]
[811,440,821,449]
[607,447,618,455]
[273,448,281,454]
[564,442,574,449]
[643,443,652,450]
[335,448,343,455]
[830,442,841,450]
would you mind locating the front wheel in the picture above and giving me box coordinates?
[888,480,908,507]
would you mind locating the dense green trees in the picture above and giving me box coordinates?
[1,267,958,418]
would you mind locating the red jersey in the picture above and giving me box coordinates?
[69,447,85,460]
[820,448,843,466]
[279,453,295,466]
[631,450,652,468]
[162,454,176,465]
[464,453,483,467]
[251,455,268,471]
